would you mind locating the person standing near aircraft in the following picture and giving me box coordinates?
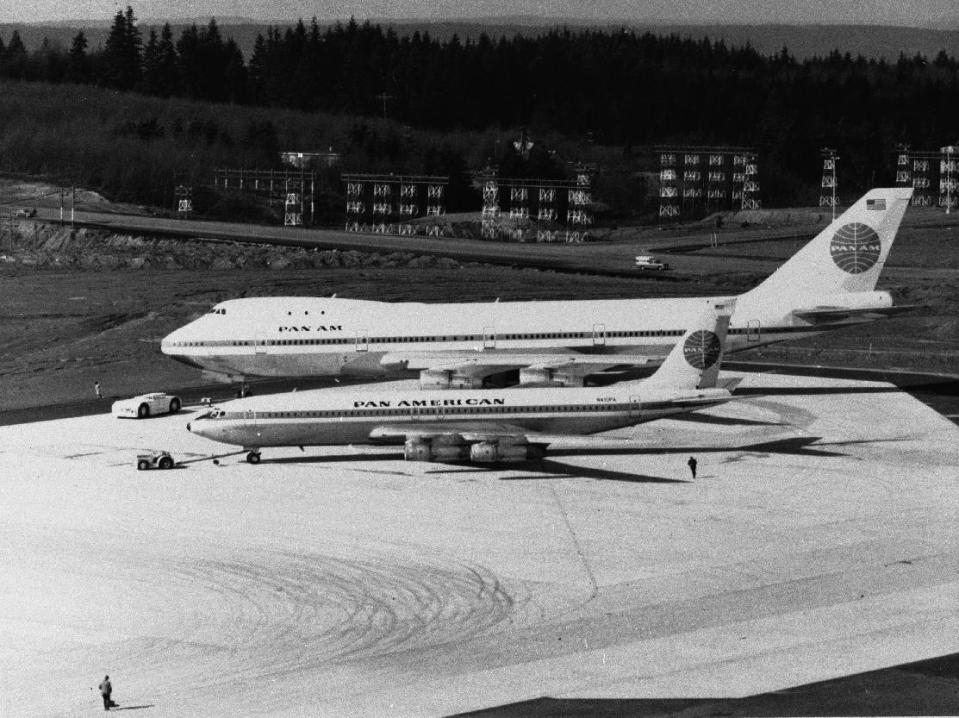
[98,675,113,710]
[94,381,102,400]
[687,456,698,478]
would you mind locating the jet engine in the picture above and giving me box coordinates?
[404,437,470,462]
[469,440,546,463]
[419,369,483,390]
[518,367,584,387]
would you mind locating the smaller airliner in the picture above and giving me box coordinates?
[187,300,735,464]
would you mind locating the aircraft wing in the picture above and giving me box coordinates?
[368,422,537,443]
[380,351,657,376]
[792,304,921,324]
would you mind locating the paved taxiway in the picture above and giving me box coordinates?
[1,372,957,716]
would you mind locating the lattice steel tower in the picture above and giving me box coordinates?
[819,148,838,220]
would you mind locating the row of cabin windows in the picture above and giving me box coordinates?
[266,329,683,346]
[172,329,701,348]
[227,404,637,420]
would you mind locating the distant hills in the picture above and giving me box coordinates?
[3,19,958,62]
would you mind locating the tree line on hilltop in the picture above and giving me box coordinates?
[2,5,959,203]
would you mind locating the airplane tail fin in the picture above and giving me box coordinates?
[738,187,912,315]
[641,300,734,391]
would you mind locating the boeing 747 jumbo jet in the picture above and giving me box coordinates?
[163,187,911,388]
[187,301,734,464]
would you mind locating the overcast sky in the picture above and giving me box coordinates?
[0,0,955,26]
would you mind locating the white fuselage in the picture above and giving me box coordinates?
[187,383,731,449]
[161,293,854,380]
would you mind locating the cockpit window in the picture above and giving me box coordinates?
[207,307,227,315]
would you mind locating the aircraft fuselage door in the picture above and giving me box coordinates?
[747,319,761,343]
[254,332,267,354]
[593,323,606,346]
[483,326,496,349]
[356,330,369,352]
[244,408,257,426]
[628,395,642,418]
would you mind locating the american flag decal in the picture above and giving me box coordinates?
[866,198,886,210]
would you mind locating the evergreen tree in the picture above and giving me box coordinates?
[101,6,142,89]
[67,31,89,83]
[0,30,28,79]
[156,23,177,96]
[141,28,161,94]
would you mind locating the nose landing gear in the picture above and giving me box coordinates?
[245,450,261,464]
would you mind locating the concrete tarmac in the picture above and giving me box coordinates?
[1,372,957,716]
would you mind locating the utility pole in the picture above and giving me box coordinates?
[375,92,393,120]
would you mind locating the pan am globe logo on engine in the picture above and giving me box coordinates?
[830,223,882,274]
[683,330,721,369]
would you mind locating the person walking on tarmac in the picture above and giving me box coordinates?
[94,381,102,400]
[687,456,698,479]
[98,675,114,711]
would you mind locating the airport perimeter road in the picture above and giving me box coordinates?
[2,370,957,716]
[29,207,801,277]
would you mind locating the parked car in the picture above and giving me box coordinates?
[112,392,182,419]
[634,255,671,271]
[13,208,36,218]
[136,451,175,470]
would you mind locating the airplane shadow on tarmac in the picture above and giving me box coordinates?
[549,435,908,460]
[456,652,959,717]
[733,386,904,397]
[270,451,686,483]
[263,435,902,475]
[105,705,155,712]
[498,460,687,484]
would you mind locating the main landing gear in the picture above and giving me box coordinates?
[245,450,261,464]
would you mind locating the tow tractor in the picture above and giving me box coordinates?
[136,451,175,470]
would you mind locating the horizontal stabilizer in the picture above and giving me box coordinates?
[793,304,921,323]
[668,389,733,408]
[718,377,743,391]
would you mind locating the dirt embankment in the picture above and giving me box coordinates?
[0,221,467,272]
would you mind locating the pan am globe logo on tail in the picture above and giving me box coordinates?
[830,223,882,274]
[683,330,721,369]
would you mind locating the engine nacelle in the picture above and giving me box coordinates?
[404,437,470,462]
[518,367,584,387]
[419,370,483,390]
[469,440,546,463]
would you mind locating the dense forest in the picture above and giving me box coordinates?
[2,6,959,210]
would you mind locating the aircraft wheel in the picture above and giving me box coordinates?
[138,403,150,418]
[246,452,261,465]
[169,398,181,413]
[158,456,174,470]
[137,460,150,471]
